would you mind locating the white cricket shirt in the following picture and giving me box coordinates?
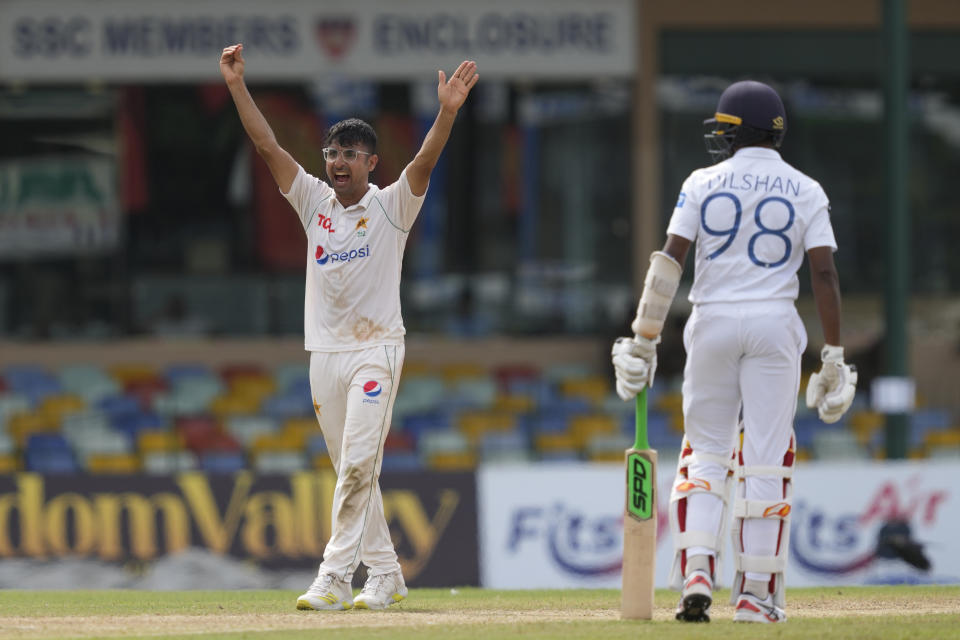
[666,147,837,304]
[282,165,425,351]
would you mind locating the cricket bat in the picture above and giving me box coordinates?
[621,387,657,619]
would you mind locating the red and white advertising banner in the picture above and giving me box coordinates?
[478,460,960,589]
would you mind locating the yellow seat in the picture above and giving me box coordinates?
[570,414,617,448]
[441,363,486,382]
[493,394,535,413]
[559,376,610,405]
[210,394,261,416]
[848,411,884,445]
[457,411,516,444]
[427,451,476,470]
[588,450,623,463]
[229,375,277,398]
[312,453,334,470]
[400,361,431,376]
[9,412,56,446]
[138,430,184,453]
[926,429,960,448]
[109,364,158,384]
[87,454,141,474]
[535,432,578,453]
[252,431,306,454]
[0,454,19,473]
[283,417,318,439]
[38,394,86,422]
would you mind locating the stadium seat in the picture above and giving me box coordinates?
[457,410,516,444]
[586,432,632,463]
[225,415,279,447]
[86,453,141,474]
[426,451,476,470]
[25,447,78,474]
[812,428,869,460]
[143,451,198,474]
[0,454,18,473]
[109,364,159,386]
[559,376,611,406]
[138,430,185,454]
[253,450,307,473]
[479,430,530,464]
[0,392,31,427]
[199,451,246,473]
[380,451,423,472]
[0,432,14,456]
[569,414,617,448]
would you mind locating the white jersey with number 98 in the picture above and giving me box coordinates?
[666,147,837,304]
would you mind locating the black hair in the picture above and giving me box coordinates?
[323,118,377,153]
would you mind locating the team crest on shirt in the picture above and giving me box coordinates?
[362,380,382,404]
[355,216,368,238]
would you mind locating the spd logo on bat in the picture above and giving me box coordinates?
[627,453,653,521]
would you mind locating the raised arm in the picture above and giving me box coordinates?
[405,60,479,197]
[220,44,299,193]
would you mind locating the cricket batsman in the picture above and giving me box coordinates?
[612,80,857,623]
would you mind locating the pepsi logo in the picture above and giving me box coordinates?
[315,245,329,265]
[363,380,382,397]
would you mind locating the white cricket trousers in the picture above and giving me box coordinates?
[309,344,404,581]
[681,300,805,578]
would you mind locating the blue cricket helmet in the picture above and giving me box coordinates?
[703,81,787,163]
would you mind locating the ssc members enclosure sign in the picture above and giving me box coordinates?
[0,0,635,82]
[0,471,479,587]
[0,156,119,259]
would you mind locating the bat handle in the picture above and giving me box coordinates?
[634,388,649,450]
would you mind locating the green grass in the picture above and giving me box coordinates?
[0,587,958,640]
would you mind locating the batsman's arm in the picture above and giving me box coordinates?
[807,246,841,346]
[220,43,298,194]
[631,234,690,339]
[406,61,479,197]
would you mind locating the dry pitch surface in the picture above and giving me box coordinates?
[1,587,958,640]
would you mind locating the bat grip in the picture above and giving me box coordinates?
[634,388,649,450]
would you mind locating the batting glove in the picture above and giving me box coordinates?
[805,344,858,423]
[611,335,659,401]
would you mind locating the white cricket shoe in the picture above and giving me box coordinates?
[733,592,787,623]
[675,569,713,622]
[296,573,354,611]
[353,571,408,610]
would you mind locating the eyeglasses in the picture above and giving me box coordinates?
[321,147,371,163]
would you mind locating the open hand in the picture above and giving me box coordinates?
[220,43,245,83]
[438,61,479,114]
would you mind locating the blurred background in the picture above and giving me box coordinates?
[0,0,957,591]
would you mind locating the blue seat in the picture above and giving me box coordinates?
[164,363,214,383]
[199,451,247,473]
[262,393,313,419]
[26,448,78,473]
[96,394,141,417]
[26,433,71,452]
[380,452,423,472]
[111,411,165,440]
[401,411,452,440]
[306,434,328,457]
